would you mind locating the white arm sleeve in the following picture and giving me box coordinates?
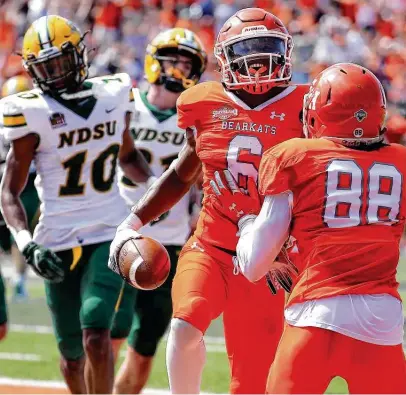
[236,192,292,282]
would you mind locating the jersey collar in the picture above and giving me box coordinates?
[139,91,176,123]
[51,81,97,120]
[224,85,297,111]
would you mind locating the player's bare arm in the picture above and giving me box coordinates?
[131,128,201,226]
[108,129,201,274]
[0,133,37,236]
[0,133,63,282]
[118,111,155,185]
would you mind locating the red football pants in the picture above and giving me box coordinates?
[267,324,406,394]
[172,236,285,394]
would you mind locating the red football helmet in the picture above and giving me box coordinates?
[303,63,387,145]
[215,8,293,95]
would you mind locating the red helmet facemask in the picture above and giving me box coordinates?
[215,8,293,95]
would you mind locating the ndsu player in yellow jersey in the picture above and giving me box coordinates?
[0,15,153,394]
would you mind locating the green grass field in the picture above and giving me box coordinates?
[1,257,405,393]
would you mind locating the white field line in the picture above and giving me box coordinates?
[9,324,406,353]
[10,324,53,334]
[0,377,65,389]
[0,377,214,394]
[9,324,226,346]
[0,352,42,361]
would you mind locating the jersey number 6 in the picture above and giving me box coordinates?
[226,135,263,189]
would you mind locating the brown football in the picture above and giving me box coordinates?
[117,236,170,290]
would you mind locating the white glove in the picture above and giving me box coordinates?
[108,214,143,276]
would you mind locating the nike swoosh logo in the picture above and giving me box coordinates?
[106,107,116,113]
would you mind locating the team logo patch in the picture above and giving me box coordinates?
[49,112,66,128]
[212,106,238,121]
[354,109,367,122]
[353,128,363,138]
[242,25,267,34]
[270,111,285,121]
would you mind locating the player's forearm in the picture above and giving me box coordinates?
[0,154,29,238]
[131,165,198,226]
[119,147,155,185]
[0,139,36,250]
[237,193,292,282]
[0,190,28,233]
[0,183,31,250]
[122,139,201,229]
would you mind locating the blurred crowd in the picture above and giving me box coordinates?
[0,0,405,141]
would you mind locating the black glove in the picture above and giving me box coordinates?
[22,241,64,283]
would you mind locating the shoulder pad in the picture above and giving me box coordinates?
[270,138,310,162]
[90,73,133,104]
[291,83,310,96]
[1,96,28,128]
[0,89,45,141]
[178,81,223,107]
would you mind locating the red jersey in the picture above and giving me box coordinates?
[177,81,307,253]
[258,138,406,306]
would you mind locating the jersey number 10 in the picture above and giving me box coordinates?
[59,144,120,196]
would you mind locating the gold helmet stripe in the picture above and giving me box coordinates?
[34,15,52,49]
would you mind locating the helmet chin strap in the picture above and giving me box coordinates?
[248,65,268,85]
[163,67,195,92]
[237,63,282,95]
[238,67,273,94]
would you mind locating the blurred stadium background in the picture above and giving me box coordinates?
[0,0,405,393]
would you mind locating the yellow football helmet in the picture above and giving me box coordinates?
[22,15,88,94]
[145,28,207,92]
[1,75,32,97]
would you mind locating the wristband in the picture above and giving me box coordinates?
[15,230,32,252]
[118,213,143,232]
[237,214,257,234]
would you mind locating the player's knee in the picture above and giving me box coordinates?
[131,332,160,357]
[83,328,111,359]
[0,323,7,341]
[169,318,203,350]
[80,296,112,329]
[174,294,212,332]
[132,299,173,356]
[58,333,84,360]
[60,356,85,375]
[111,309,133,340]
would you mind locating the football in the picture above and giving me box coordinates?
[117,236,170,290]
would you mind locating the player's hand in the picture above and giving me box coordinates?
[22,241,64,283]
[210,170,261,223]
[108,227,142,276]
[265,247,299,294]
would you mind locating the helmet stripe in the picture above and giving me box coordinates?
[35,16,51,49]
[184,29,195,46]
